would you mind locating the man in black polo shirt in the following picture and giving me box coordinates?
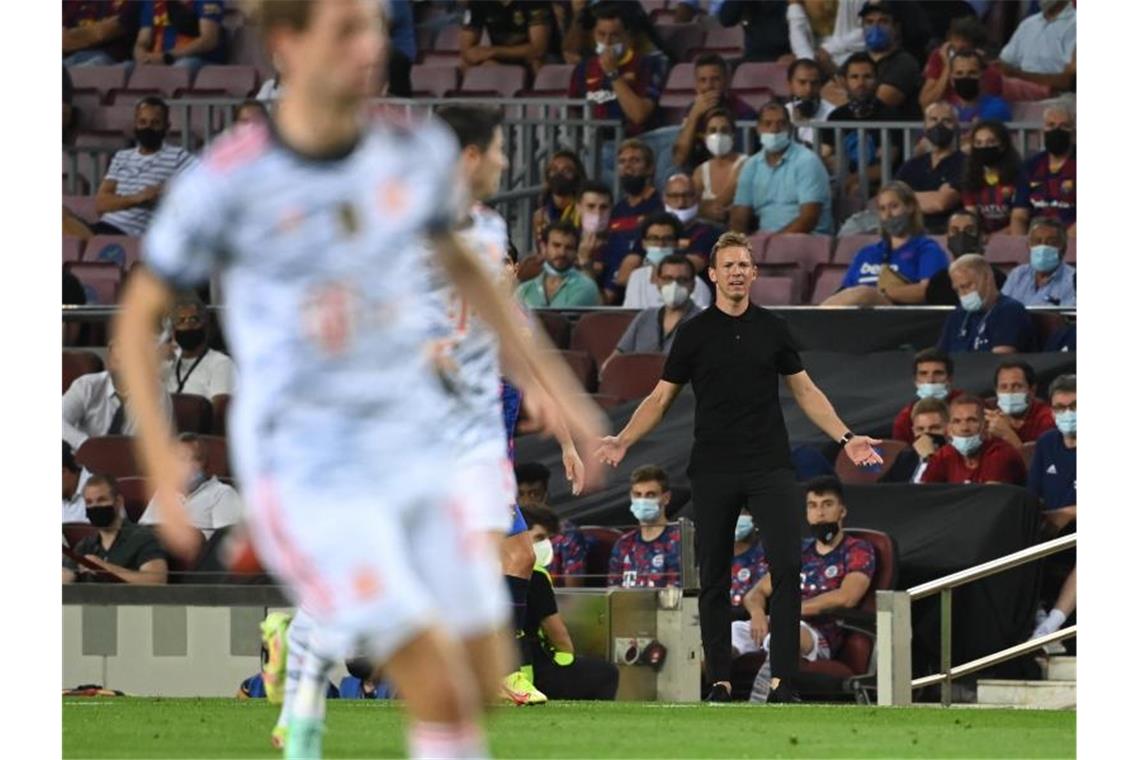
[597,231,882,703]
[63,474,169,584]
[459,1,555,75]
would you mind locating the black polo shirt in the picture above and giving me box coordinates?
[462,1,553,47]
[63,522,166,578]
[895,150,966,234]
[662,303,803,475]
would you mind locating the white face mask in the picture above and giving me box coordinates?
[704,132,734,157]
[666,203,699,225]
[581,210,610,234]
[596,41,625,58]
[533,538,554,568]
[659,280,691,308]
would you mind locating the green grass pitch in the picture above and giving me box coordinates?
[63,698,1075,758]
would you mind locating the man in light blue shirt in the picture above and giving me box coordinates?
[729,102,832,235]
[1001,217,1075,307]
[999,1,1076,91]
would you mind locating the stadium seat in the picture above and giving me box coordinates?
[189,65,259,98]
[211,394,231,438]
[63,522,99,550]
[117,476,153,523]
[76,436,139,478]
[809,264,849,304]
[663,63,695,93]
[1031,312,1068,348]
[85,235,142,269]
[410,64,459,97]
[763,233,832,269]
[579,525,623,588]
[1064,237,1075,265]
[699,24,745,56]
[1019,441,1036,470]
[64,195,99,224]
[171,393,214,434]
[71,89,105,131]
[984,235,1027,265]
[658,92,694,109]
[458,64,526,97]
[63,350,105,394]
[1011,100,1049,124]
[833,234,878,264]
[421,25,462,63]
[68,66,129,100]
[66,262,122,305]
[63,236,85,264]
[1001,76,1050,102]
[749,275,798,306]
[126,65,195,97]
[91,102,137,134]
[834,440,908,484]
[535,309,572,349]
[746,232,773,264]
[530,63,575,93]
[598,353,666,402]
[570,311,637,367]
[731,62,790,97]
[735,88,775,111]
[556,350,597,393]
[756,262,808,304]
[655,24,707,61]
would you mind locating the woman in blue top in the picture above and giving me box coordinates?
[823,181,950,306]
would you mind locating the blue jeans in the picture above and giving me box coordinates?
[64,50,118,67]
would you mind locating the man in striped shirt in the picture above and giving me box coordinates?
[93,96,196,237]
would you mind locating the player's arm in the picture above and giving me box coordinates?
[800,572,871,616]
[540,612,575,654]
[784,371,882,465]
[597,380,683,467]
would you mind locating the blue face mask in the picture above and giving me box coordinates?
[997,392,1029,416]
[630,498,662,524]
[760,131,791,153]
[1054,410,1077,436]
[863,24,893,52]
[1029,245,1061,273]
[644,246,673,266]
[951,434,983,456]
[916,382,949,400]
[734,515,754,542]
[959,290,984,312]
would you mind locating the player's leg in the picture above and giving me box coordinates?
[271,608,315,749]
[501,508,545,702]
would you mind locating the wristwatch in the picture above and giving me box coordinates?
[838,431,855,447]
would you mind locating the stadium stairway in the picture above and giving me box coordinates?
[975,656,1076,709]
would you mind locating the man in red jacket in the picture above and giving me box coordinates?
[984,360,1057,447]
[892,348,962,443]
[922,395,1026,485]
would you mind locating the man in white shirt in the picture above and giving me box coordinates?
[623,213,712,309]
[785,58,836,150]
[62,441,91,523]
[63,341,175,450]
[999,0,1076,92]
[139,433,241,538]
[92,96,197,237]
[163,295,236,399]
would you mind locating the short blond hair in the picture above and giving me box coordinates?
[710,231,752,267]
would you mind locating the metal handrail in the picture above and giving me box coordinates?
[908,533,1076,600]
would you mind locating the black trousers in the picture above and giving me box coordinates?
[531,645,620,700]
[690,467,802,683]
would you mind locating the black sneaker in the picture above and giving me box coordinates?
[767,682,802,704]
[704,683,732,703]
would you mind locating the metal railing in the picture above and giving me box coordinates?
[877,532,1076,706]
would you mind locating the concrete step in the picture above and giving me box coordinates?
[976,679,1076,709]
[1045,656,1076,681]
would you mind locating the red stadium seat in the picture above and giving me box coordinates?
[189,65,259,98]
[1011,100,1049,124]
[66,262,122,305]
[63,236,85,264]
[68,66,129,99]
[749,275,797,306]
[570,311,637,367]
[63,350,105,394]
[531,63,575,93]
[763,233,832,269]
[746,232,773,264]
[735,88,775,111]
[64,522,99,550]
[984,235,1027,265]
[834,440,909,484]
[731,62,789,97]
[663,63,695,93]
[658,92,694,109]
[64,195,99,224]
[410,64,459,97]
[833,234,878,264]
[126,65,194,97]
[211,394,231,438]
[555,350,597,393]
[655,24,707,61]
[76,436,139,478]
[756,262,808,304]
[810,264,849,304]
[598,353,666,403]
[74,131,131,152]
[91,102,137,135]
[117,476,153,523]
[171,393,214,434]
[420,25,462,63]
[535,309,572,349]
[579,526,623,588]
[700,24,744,56]
[85,235,142,269]
[459,64,526,97]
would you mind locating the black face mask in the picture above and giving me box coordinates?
[134,127,166,151]
[947,230,982,258]
[925,124,955,150]
[951,77,981,101]
[175,328,206,352]
[795,97,820,119]
[1044,128,1073,156]
[927,433,948,449]
[620,174,648,196]
[848,93,878,119]
[810,521,841,544]
[548,173,578,196]
[86,505,117,528]
[973,146,1003,167]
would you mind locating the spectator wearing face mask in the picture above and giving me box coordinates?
[514,462,589,588]
[820,53,903,193]
[895,102,965,234]
[692,109,747,226]
[620,215,712,310]
[961,120,1031,235]
[93,97,197,237]
[925,209,1006,305]
[822,181,947,306]
[607,465,682,589]
[785,0,865,73]
[983,361,1058,450]
[883,397,950,483]
[946,49,1012,125]
[891,348,961,443]
[938,254,1035,354]
[921,395,1026,485]
[919,15,1004,111]
[785,58,836,151]
[671,53,758,172]
[730,508,769,608]
[730,102,832,236]
[1028,374,1076,529]
[661,174,722,274]
[603,140,663,301]
[857,1,922,119]
[516,221,602,308]
[532,150,587,248]
[163,294,236,400]
[63,474,169,585]
[1025,102,1077,236]
[138,433,243,539]
[1001,217,1076,308]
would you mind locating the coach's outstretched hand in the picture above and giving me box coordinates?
[595,435,629,468]
[844,435,885,467]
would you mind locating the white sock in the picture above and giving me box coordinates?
[1032,608,1068,638]
[276,611,313,729]
[291,648,333,724]
[408,721,487,760]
